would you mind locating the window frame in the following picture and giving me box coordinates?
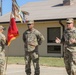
[47,27,62,54]
[47,27,61,43]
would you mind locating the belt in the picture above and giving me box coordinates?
[26,50,36,53]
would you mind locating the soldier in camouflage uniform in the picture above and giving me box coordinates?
[56,18,76,75]
[23,20,45,75]
[0,26,6,75]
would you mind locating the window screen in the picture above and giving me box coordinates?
[47,45,61,53]
[47,27,61,43]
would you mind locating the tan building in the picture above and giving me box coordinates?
[0,0,76,57]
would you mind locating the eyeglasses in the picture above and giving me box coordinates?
[27,24,31,25]
[66,23,71,24]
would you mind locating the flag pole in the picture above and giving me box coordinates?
[5,46,9,74]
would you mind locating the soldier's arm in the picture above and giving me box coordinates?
[36,31,45,45]
[1,35,7,45]
[55,35,65,44]
[23,32,28,48]
[61,35,65,43]
[23,33,26,43]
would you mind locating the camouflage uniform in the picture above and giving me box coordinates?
[23,28,44,75]
[0,26,6,75]
[62,27,76,75]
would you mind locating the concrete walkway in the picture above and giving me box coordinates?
[6,64,68,75]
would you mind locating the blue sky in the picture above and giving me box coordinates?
[2,0,41,15]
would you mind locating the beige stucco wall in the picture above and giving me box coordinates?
[34,21,63,57]
[1,23,26,56]
[2,20,76,57]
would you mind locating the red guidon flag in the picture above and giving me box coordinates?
[7,13,19,46]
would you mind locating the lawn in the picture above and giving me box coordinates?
[6,57,65,67]
[40,57,65,67]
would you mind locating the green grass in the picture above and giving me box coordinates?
[6,57,25,64]
[6,57,65,67]
[40,57,65,67]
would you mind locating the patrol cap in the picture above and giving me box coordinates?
[66,18,74,24]
[26,20,34,25]
[0,25,6,30]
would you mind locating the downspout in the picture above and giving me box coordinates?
[59,20,65,32]
[59,20,65,57]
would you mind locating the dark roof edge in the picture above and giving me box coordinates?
[0,21,21,24]
[0,18,76,24]
[34,18,76,22]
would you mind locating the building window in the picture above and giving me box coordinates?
[47,27,61,54]
[47,27,61,43]
[47,45,61,53]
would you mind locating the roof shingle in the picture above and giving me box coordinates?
[0,0,76,22]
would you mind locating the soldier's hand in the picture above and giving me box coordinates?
[55,37,61,43]
[69,38,76,44]
[29,43,36,47]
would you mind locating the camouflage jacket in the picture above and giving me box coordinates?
[62,27,76,46]
[23,28,45,52]
[0,32,6,52]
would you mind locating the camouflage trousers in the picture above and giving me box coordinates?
[64,47,76,75]
[0,51,6,75]
[24,50,40,75]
